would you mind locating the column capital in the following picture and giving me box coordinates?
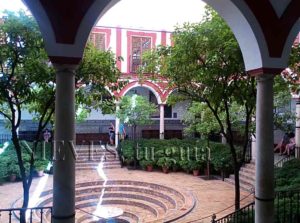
[53,63,78,74]
[256,74,275,82]
[248,67,283,76]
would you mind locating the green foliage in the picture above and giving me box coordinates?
[139,159,155,169]
[275,159,300,191]
[210,143,233,172]
[119,139,232,174]
[76,43,122,114]
[189,160,205,170]
[117,95,157,127]
[273,76,296,133]
[141,7,258,208]
[156,157,175,168]
[0,141,51,180]
[0,11,53,124]
[34,160,49,171]
[183,101,219,137]
[274,159,300,222]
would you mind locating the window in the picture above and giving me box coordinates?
[89,32,106,51]
[164,105,172,118]
[131,36,151,73]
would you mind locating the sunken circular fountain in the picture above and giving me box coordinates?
[30,180,196,223]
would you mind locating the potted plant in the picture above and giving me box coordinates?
[190,160,204,176]
[179,160,191,174]
[140,159,155,172]
[34,160,48,177]
[157,157,174,174]
[7,162,19,182]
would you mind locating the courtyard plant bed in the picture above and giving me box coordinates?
[275,159,300,191]
[119,139,233,177]
[0,141,51,182]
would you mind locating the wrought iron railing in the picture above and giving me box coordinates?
[212,202,254,223]
[129,55,142,73]
[275,189,300,223]
[274,155,295,168]
[0,206,52,223]
[213,189,300,223]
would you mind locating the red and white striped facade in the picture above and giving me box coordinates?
[89,26,174,104]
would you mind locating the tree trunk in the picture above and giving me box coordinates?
[133,125,137,169]
[12,130,29,223]
[234,163,241,210]
[20,184,30,223]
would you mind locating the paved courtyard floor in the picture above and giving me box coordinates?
[0,166,254,223]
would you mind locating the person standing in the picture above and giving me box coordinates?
[109,122,115,145]
[119,123,126,141]
[43,129,51,142]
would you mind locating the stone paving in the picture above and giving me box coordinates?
[0,165,254,223]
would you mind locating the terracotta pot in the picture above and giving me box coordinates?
[162,166,169,174]
[193,169,200,176]
[9,174,17,182]
[146,165,153,172]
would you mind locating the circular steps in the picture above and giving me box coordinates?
[35,180,196,223]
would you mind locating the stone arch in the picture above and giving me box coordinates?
[23,0,120,63]
[118,80,163,104]
[282,21,300,64]
[162,87,177,103]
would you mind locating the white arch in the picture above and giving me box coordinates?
[282,19,300,64]
[120,81,163,104]
[204,0,264,71]
[23,0,120,59]
[203,0,293,71]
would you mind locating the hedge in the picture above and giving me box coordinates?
[119,138,234,173]
[0,141,52,180]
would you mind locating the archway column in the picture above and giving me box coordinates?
[115,102,120,146]
[52,64,77,223]
[255,74,274,223]
[295,98,300,158]
[159,104,165,139]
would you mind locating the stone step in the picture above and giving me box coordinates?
[224,177,254,192]
[244,162,255,170]
[77,202,156,222]
[75,151,118,156]
[240,166,255,175]
[76,210,138,223]
[76,165,121,170]
[76,158,119,161]
[76,163,121,168]
[75,193,167,217]
[229,174,254,186]
[239,171,255,182]
[36,180,195,223]
[76,160,121,165]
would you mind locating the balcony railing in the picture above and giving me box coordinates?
[0,206,52,223]
[129,55,142,73]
